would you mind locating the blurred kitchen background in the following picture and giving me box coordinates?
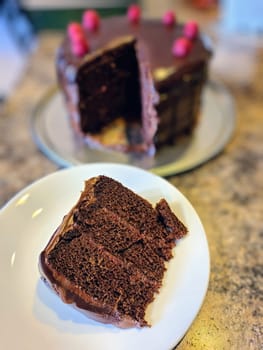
[0,0,262,101]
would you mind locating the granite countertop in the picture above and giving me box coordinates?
[0,3,262,350]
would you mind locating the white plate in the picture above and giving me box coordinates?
[0,163,210,350]
[31,80,235,176]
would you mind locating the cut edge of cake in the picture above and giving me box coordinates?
[62,35,159,155]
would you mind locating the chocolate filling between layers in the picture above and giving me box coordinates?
[86,175,187,260]
[73,205,166,282]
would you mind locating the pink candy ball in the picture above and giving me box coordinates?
[71,40,89,57]
[82,10,100,31]
[67,22,89,57]
[67,22,83,40]
[172,37,193,57]
[162,11,176,27]
[127,4,141,24]
[183,21,199,40]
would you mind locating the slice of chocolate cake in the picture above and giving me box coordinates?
[39,175,187,328]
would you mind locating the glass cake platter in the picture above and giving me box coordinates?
[0,163,210,350]
[31,80,235,176]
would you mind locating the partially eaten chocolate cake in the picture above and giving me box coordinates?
[56,12,212,155]
[39,175,187,328]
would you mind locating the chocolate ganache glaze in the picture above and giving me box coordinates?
[56,16,212,153]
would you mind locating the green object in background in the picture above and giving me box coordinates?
[26,7,128,31]
[22,1,137,31]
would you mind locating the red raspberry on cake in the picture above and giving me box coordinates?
[82,9,100,31]
[162,11,176,27]
[172,37,193,57]
[183,21,199,40]
[67,22,83,40]
[67,22,89,57]
[127,4,141,24]
[72,40,89,57]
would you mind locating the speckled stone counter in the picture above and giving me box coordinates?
[0,3,262,350]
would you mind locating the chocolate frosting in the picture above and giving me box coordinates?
[58,16,211,84]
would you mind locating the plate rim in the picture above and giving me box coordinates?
[30,80,236,177]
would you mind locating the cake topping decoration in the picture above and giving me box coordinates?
[72,40,89,57]
[127,4,141,24]
[162,10,176,27]
[82,9,100,31]
[67,22,83,40]
[183,21,199,40]
[172,37,193,57]
[67,22,89,57]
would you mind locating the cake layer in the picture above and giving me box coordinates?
[42,236,156,327]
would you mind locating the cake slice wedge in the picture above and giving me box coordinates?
[39,175,187,328]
